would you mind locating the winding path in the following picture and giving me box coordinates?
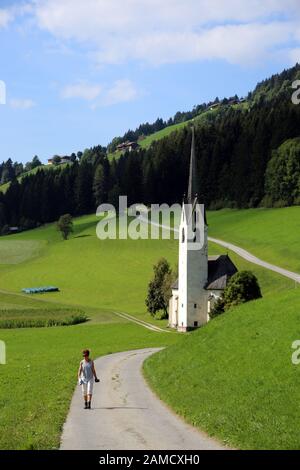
[60,348,224,450]
[113,311,170,332]
[138,215,300,284]
[208,237,300,284]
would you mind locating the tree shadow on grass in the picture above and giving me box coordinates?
[73,219,98,237]
[74,234,92,239]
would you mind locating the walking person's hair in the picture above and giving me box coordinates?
[82,349,90,357]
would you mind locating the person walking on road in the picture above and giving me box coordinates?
[78,349,99,409]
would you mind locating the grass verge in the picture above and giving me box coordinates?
[0,321,178,449]
[144,289,300,449]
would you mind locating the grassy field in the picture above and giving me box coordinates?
[142,206,300,449]
[107,106,224,160]
[0,240,46,264]
[0,214,180,448]
[138,121,190,149]
[0,163,70,193]
[0,211,295,321]
[0,207,298,449]
[208,207,300,273]
[0,215,178,323]
[0,308,87,329]
[144,288,300,449]
[0,322,177,449]
[209,242,294,296]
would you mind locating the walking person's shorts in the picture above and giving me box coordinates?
[81,379,94,396]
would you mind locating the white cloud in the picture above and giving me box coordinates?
[92,22,294,66]
[61,79,139,107]
[30,0,300,66]
[6,0,300,66]
[289,48,300,64]
[103,79,138,106]
[34,0,300,37]
[0,3,34,29]
[9,98,36,109]
[0,9,14,28]
[61,82,102,101]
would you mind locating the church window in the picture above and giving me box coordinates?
[182,228,185,243]
[194,304,197,308]
[194,321,198,327]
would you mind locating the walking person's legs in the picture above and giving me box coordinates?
[82,383,88,409]
[87,380,94,409]
[87,394,92,409]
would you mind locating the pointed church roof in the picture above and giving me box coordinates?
[185,126,207,225]
[187,126,197,204]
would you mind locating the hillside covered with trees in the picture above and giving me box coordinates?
[0,64,300,233]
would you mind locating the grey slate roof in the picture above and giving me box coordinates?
[206,255,238,290]
[171,255,238,291]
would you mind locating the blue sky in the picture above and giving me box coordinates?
[0,0,300,163]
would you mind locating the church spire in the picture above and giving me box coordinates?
[187,126,197,204]
[186,125,207,225]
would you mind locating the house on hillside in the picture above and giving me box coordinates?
[116,141,139,153]
[168,128,238,332]
[60,156,72,164]
[209,103,220,110]
[48,156,71,166]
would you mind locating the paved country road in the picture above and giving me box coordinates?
[138,215,300,284]
[208,237,300,284]
[60,348,225,450]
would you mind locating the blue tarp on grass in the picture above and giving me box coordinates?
[22,286,59,294]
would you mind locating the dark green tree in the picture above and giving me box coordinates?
[146,258,172,318]
[57,214,73,240]
[223,271,262,309]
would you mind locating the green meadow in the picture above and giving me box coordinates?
[0,163,70,193]
[208,206,300,273]
[0,215,178,322]
[0,206,299,449]
[0,323,177,450]
[144,288,300,450]
[144,207,300,449]
[108,106,224,160]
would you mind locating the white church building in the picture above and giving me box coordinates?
[169,127,237,332]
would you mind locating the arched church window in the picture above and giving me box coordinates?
[182,228,185,243]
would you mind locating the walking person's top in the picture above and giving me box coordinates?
[80,358,94,383]
[78,349,100,386]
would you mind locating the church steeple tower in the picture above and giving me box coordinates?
[185,126,207,226]
[176,126,209,332]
